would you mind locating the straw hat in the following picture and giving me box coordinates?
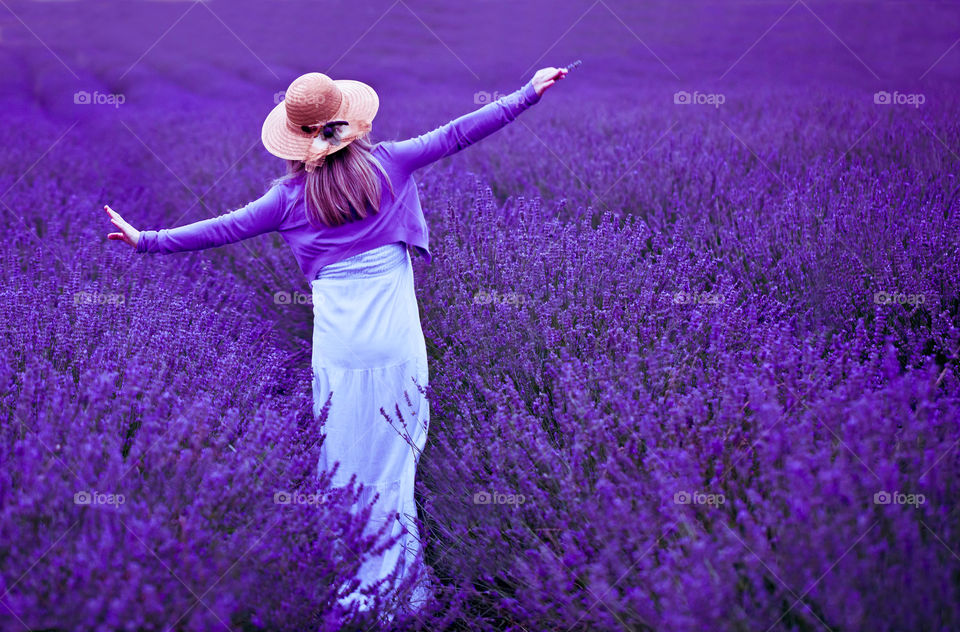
[261,72,379,172]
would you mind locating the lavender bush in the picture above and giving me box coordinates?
[1,0,958,629]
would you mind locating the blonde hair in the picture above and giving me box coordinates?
[272,135,394,227]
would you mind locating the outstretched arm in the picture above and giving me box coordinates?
[104,184,286,254]
[381,66,569,176]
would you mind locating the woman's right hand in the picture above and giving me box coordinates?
[103,205,140,249]
[531,66,570,97]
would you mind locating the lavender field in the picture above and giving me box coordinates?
[2,0,960,630]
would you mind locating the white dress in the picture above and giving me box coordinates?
[310,241,430,612]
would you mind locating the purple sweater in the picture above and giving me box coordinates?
[135,80,542,282]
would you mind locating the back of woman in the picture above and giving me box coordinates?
[104,65,569,618]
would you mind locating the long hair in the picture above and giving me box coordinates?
[271,135,395,228]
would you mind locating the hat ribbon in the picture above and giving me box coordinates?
[301,119,350,141]
[302,119,372,172]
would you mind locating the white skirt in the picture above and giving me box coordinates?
[310,241,430,611]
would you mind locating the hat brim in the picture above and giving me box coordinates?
[261,79,379,161]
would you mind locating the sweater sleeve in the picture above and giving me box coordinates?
[135,183,286,254]
[380,80,542,176]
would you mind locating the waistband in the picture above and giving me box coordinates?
[314,241,408,280]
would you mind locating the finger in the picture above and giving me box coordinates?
[538,67,558,80]
[108,232,123,240]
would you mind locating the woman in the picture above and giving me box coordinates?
[103,65,568,613]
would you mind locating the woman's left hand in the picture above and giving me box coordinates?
[103,205,140,249]
[531,66,569,97]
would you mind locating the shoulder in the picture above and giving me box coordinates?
[371,140,420,181]
[275,173,304,189]
[370,141,405,177]
[266,177,301,220]
[371,140,394,159]
[271,173,306,200]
